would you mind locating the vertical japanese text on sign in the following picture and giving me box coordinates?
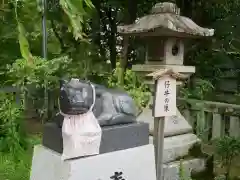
[164,80,170,113]
[154,75,176,117]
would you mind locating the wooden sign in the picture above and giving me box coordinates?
[154,75,177,117]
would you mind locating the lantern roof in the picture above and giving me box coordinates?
[117,2,214,38]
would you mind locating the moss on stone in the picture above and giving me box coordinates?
[191,155,214,180]
[187,142,215,179]
[188,142,207,158]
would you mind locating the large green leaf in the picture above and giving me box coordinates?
[14,0,33,62]
[59,0,94,40]
[17,22,32,62]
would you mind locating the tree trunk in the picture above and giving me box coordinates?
[119,0,137,85]
[107,7,117,69]
[91,0,106,59]
[123,0,137,66]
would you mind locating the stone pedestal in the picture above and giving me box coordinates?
[30,144,157,180]
[42,122,149,154]
[31,122,154,180]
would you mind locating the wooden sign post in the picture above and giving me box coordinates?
[147,69,187,180]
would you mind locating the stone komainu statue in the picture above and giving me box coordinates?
[56,78,137,127]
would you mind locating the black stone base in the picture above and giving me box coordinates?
[42,122,149,154]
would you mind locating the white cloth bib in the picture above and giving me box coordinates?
[61,82,102,160]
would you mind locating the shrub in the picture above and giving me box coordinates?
[108,62,151,111]
[0,93,27,157]
[212,136,240,180]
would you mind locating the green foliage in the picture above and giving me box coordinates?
[180,78,214,100]
[0,93,27,157]
[179,159,194,180]
[214,175,227,180]
[0,135,41,180]
[2,0,240,179]
[179,79,215,142]
[108,62,151,111]
[14,1,33,63]
[212,136,240,180]
[59,0,94,40]
[0,152,31,180]
[7,56,72,89]
[17,21,33,62]
[6,56,73,119]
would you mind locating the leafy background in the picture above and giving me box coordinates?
[1,0,240,179]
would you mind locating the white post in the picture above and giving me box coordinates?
[152,72,177,180]
[155,117,165,180]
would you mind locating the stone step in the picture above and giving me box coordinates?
[163,158,205,180]
[149,133,200,163]
[137,108,192,137]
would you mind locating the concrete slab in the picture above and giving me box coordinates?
[30,144,156,180]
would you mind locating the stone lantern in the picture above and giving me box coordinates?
[118,2,214,179]
[118,2,214,88]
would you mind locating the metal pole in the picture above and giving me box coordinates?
[42,0,48,119]
[42,0,47,59]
